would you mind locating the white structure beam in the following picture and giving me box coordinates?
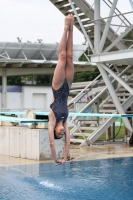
[68,0,95,53]
[97,63,133,133]
[0,63,96,76]
[94,1,131,132]
[99,0,118,53]
[129,0,133,10]
[91,48,133,65]
[104,24,133,53]
[76,0,128,49]
[94,2,127,134]
[93,0,133,133]
[2,69,7,109]
[11,63,23,67]
[101,63,133,96]
[94,0,100,54]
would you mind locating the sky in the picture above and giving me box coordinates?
[0,0,84,44]
[0,0,133,44]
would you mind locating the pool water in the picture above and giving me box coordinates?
[0,157,133,200]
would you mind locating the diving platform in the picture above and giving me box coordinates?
[0,126,64,161]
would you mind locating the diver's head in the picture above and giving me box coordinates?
[54,121,65,139]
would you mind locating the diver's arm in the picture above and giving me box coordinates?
[48,122,57,162]
[48,121,62,163]
[63,121,70,162]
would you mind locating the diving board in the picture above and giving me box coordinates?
[0,111,133,123]
[0,115,48,123]
[68,113,133,118]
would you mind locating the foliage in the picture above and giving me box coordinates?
[73,68,100,82]
[17,37,22,42]
[78,50,89,62]
[123,29,133,47]
[73,36,100,82]
[37,39,43,43]
[35,75,53,85]
[16,37,43,44]
[0,76,24,85]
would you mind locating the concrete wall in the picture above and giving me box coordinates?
[0,85,52,110]
[0,126,65,160]
[6,92,22,109]
[22,86,52,110]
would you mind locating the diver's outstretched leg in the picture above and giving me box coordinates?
[65,14,74,88]
[52,14,71,90]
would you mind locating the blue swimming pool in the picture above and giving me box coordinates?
[0,157,133,200]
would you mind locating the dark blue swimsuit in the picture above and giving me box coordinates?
[50,80,69,123]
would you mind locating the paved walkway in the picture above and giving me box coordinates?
[70,143,133,160]
[0,143,133,165]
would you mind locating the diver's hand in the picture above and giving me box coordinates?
[55,159,66,165]
[55,159,62,163]
[61,157,76,164]
[61,159,66,164]
[55,159,62,166]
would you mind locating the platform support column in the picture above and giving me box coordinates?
[2,69,7,109]
[94,0,100,54]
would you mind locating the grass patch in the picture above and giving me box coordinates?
[76,126,125,140]
[99,126,125,140]
[69,123,126,140]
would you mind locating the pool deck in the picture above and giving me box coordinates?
[0,142,133,165]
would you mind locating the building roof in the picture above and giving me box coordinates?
[0,42,96,76]
[0,42,87,63]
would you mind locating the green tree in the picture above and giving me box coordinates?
[35,74,53,85]
[73,37,100,82]
[37,39,43,43]
[17,37,22,42]
[73,68,100,82]
[0,76,24,85]
[7,76,23,85]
